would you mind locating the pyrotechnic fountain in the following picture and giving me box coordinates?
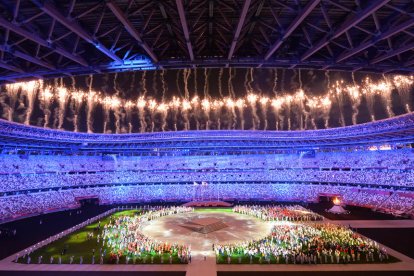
[22,80,40,126]
[1,69,413,133]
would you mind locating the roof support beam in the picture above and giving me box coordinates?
[337,17,414,62]
[0,61,43,79]
[227,0,252,60]
[0,59,153,81]
[0,60,25,73]
[175,0,194,61]
[0,57,412,83]
[372,41,414,64]
[301,0,390,61]
[157,2,178,52]
[404,56,414,67]
[13,0,20,20]
[106,1,158,62]
[264,0,320,60]
[0,45,55,69]
[14,51,55,70]
[31,0,122,62]
[156,58,413,74]
[0,16,88,67]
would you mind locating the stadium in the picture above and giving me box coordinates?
[1,1,414,276]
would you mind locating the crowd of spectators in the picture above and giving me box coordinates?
[379,192,414,215]
[0,148,413,221]
[1,169,412,193]
[0,149,413,193]
[0,191,78,221]
[1,183,413,221]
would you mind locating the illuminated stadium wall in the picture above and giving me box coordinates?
[0,114,414,221]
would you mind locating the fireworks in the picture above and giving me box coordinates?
[201,98,211,111]
[71,91,85,104]
[235,99,245,109]
[271,98,283,109]
[125,100,134,109]
[57,86,68,103]
[213,99,224,110]
[182,99,191,111]
[247,93,258,104]
[225,98,235,109]
[101,96,121,110]
[147,99,157,111]
[393,75,414,89]
[170,96,181,109]
[259,97,269,106]
[157,102,169,112]
[137,97,146,109]
[1,74,413,133]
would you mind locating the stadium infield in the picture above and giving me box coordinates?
[2,208,410,265]
[1,207,414,276]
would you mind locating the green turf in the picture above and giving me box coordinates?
[17,209,185,265]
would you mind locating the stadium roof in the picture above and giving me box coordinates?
[1,0,414,83]
[0,112,413,154]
